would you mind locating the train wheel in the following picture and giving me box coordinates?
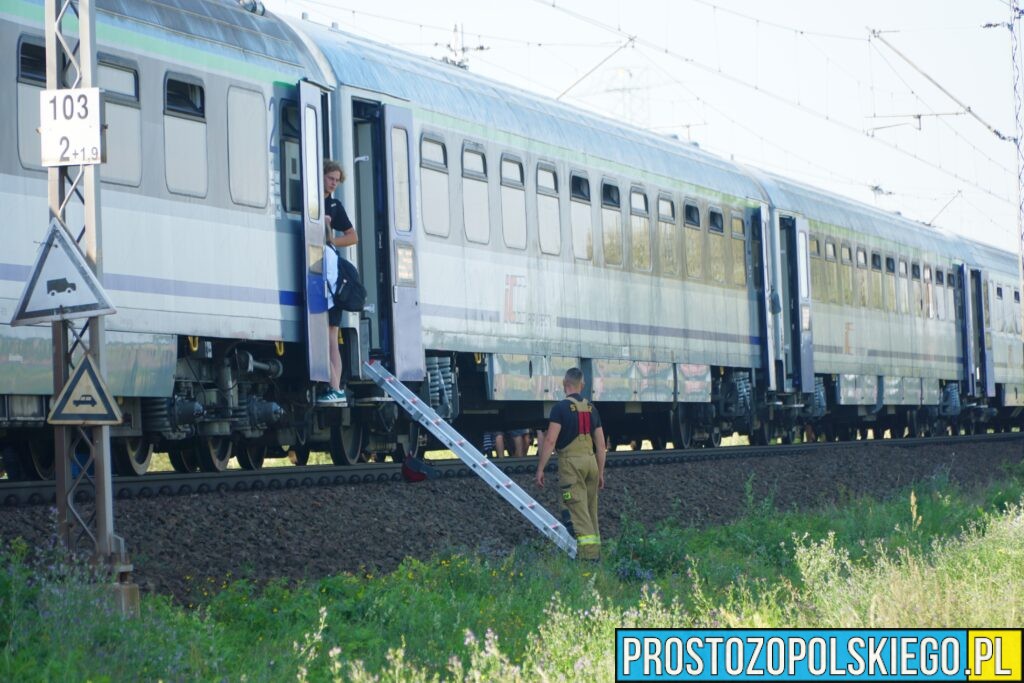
[168,447,199,473]
[671,408,693,449]
[236,441,267,470]
[113,437,153,476]
[707,426,722,448]
[648,435,667,451]
[780,425,800,444]
[195,437,233,472]
[329,422,366,465]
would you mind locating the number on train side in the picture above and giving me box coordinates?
[39,87,104,167]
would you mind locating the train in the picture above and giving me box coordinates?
[1,0,1021,480]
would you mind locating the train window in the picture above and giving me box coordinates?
[500,155,526,249]
[302,106,319,220]
[96,61,141,187]
[19,40,45,83]
[684,202,701,228]
[838,250,853,304]
[463,147,486,176]
[910,262,923,316]
[867,253,881,309]
[897,260,909,314]
[630,189,651,272]
[708,208,726,283]
[709,209,724,233]
[825,242,836,261]
[227,87,268,208]
[570,173,592,260]
[422,137,447,166]
[809,238,821,257]
[571,173,591,202]
[280,102,302,214]
[797,232,809,299]
[601,181,623,266]
[501,157,524,187]
[462,147,489,244]
[996,286,1004,300]
[924,266,934,318]
[17,40,45,169]
[98,62,138,100]
[658,195,679,277]
[731,214,746,286]
[855,248,868,307]
[731,215,746,238]
[1016,290,1021,303]
[537,165,561,256]
[391,128,412,232]
[911,263,920,280]
[947,272,956,288]
[935,271,946,320]
[420,137,450,237]
[538,166,558,194]
[165,77,205,118]
[164,76,207,197]
[883,257,896,313]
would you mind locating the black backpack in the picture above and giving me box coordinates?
[330,247,367,313]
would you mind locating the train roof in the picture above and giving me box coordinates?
[95,0,307,70]
[294,19,764,202]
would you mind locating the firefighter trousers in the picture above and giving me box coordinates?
[558,452,600,560]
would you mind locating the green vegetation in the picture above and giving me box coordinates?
[2,467,1023,681]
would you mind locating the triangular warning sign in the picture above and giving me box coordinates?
[10,217,115,326]
[49,355,123,425]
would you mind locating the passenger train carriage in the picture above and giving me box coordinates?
[0,0,1021,479]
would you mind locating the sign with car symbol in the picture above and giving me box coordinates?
[10,217,115,326]
[48,354,122,425]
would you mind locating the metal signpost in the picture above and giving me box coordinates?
[9,0,138,614]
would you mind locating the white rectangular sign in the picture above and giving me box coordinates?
[39,87,104,167]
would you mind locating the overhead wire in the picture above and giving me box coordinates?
[533,0,1014,205]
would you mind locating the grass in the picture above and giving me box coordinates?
[2,463,1023,681]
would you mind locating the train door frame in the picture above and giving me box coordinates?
[778,214,815,393]
[298,80,330,383]
[338,89,425,382]
[960,264,995,397]
[750,204,777,392]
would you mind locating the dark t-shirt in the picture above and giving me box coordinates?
[326,196,354,235]
[548,393,602,450]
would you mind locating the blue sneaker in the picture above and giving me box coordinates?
[317,389,348,406]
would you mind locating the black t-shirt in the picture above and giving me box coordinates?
[326,196,354,235]
[548,393,602,450]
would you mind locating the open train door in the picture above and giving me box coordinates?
[299,80,330,382]
[778,214,814,393]
[383,105,425,381]
[959,264,995,397]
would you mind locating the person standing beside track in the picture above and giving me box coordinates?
[320,160,358,406]
[534,368,607,561]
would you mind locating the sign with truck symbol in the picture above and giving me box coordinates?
[10,218,115,326]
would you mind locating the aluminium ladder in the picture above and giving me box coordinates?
[362,360,577,558]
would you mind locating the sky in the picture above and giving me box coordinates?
[263,0,1023,254]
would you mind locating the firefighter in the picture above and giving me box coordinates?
[534,367,607,560]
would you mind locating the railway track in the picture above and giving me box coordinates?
[1,431,1020,508]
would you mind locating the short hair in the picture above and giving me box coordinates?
[323,160,345,182]
[563,367,584,388]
